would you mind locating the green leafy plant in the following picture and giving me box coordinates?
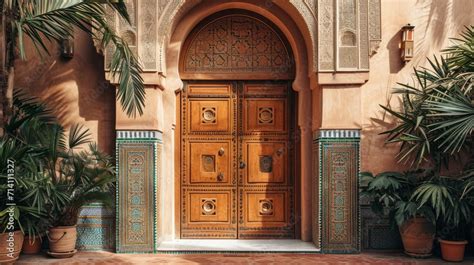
[11,94,116,227]
[378,26,474,242]
[361,170,435,226]
[411,164,474,240]
[381,26,474,168]
[0,140,52,238]
[0,92,114,240]
[1,0,145,138]
[0,94,54,237]
[47,139,115,227]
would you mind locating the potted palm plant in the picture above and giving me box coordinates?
[412,164,474,262]
[0,93,56,260]
[378,26,474,260]
[20,169,57,254]
[0,140,47,260]
[0,208,24,264]
[0,93,63,258]
[40,125,115,258]
[361,170,436,257]
[1,92,115,258]
[0,137,38,262]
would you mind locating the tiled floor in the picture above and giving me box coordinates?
[15,252,474,264]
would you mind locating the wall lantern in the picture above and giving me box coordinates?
[401,24,415,63]
[60,37,74,59]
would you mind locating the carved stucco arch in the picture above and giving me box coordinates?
[163,0,316,94]
[167,1,315,241]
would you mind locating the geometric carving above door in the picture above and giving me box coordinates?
[181,12,294,80]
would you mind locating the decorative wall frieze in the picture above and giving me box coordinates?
[314,129,360,253]
[104,1,321,77]
[318,0,336,71]
[317,129,361,139]
[103,0,203,76]
[318,0,381,74]
[181,13,294,80]
[102,1,381,85]
[116,130,162,253]
[368,0,382,56]
[117,130,162,140]
[139,0,158,70]
[290,0,318,71]
[156,0,188,73]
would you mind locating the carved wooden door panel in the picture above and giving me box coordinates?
[181,83,238,238]
[181,82,294,239]
[238,83,295,239]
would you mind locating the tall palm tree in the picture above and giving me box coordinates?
[0,0,145,136]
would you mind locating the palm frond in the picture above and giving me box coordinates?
[68,124,92,149]
[424,88,474,154]
[412,181,454,219]
[12,0,145,116]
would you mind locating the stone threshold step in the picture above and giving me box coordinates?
[157,239,321,253]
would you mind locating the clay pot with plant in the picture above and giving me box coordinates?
[375,25,474,260]
[0,208,24,263]
[1,94,115,258]
[0,122,53,261]
[412,168,474,262]
[41,124,115,258]
[361,170,437,257]
[18,166,57,255]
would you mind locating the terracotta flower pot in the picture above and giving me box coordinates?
[399,217,435,257]
[439,239,468,262]
[22,235,42,254]
[0,231,24,264]
[47,226,77,257]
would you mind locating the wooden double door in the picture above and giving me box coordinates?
[180,82,295,239]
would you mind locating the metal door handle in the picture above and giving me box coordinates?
[218,147,225,156]
[217,172,224,181]
[239,161,246,169]
[276,148,285,156]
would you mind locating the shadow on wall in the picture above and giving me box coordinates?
[362,0,474,173]
[414,0,474,65]
[386,31,404,74]
[361,95,408,173]
[14,30,115,154]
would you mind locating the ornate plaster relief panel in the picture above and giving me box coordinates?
[104,0,202,75]
[318,0,381,72]
[104,0,315,75]
[105,0,160,71]
[180,12,294,80]
[289,0,318,71]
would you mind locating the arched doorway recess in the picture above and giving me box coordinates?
[178,10,296,239]
[164,0,315,245]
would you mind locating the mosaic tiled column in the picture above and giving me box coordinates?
[315,129,360,253]
[116,130,162,253]
[76,203,115,250]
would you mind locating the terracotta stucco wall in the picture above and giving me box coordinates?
[14,30,115,155]
[359,0,474,173]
